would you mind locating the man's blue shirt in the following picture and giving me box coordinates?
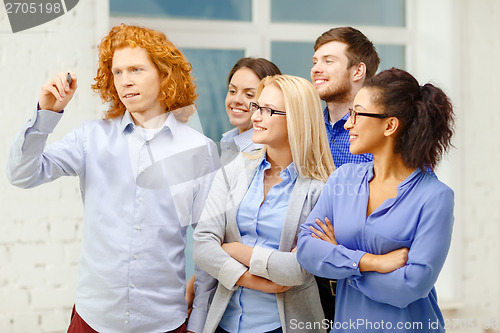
[323,107,373,168]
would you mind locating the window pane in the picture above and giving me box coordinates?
[110,0,252,21]
[271,0,405,27]
[180,48,244,278]
[271,41,406,82]
[376,44,406,71]
[182,48,244,144]
[181,48,243,278]
[271,41,314,80]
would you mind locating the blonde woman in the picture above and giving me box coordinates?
[193,75,334,333]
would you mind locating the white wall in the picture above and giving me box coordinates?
[446,0,500,331]
[0,1,108,332]
[413,1,500,332]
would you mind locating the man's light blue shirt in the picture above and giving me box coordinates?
[7,109,218,333]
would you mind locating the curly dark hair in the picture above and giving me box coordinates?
[92,24,197,120]
[364,68,455,170]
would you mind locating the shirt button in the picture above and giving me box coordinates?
[125,312,130,316]
[130,284,135,288]
[266,200,270,204]
[136,225,141,230]
[138,197,143,203]
[253,219,257,223]
[133,255,138,260]
[352,263,357,267]
[125,320,129,324]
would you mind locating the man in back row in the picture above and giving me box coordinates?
[312,26,380,168]
[310,26,380,325]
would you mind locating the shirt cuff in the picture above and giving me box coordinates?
[186,306,207,333]
[249,246,273,279]
[217,259,248,290]
[350,250,366,272]
[31,108,63,134]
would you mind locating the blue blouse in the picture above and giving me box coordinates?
[219,157,298,333]
[297,162,454,333]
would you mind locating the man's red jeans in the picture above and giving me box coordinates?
[67,306,187,333]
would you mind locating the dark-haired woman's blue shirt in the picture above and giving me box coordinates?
[297,162,454,333]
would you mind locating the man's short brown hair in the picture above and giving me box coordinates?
[315,26,380,79]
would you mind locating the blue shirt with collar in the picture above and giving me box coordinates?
[220,127,263,166]
[220,127,262,153]
[219,156,297,333]
[323,107,373,168]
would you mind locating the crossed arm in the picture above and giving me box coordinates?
[192,165,293,295]
[298,185,454,308]
[309,217,408,274]
[194,236,292,293]
[220,242,293,293]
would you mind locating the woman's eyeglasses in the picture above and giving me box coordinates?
[348,108,388,124]
[250,102,286,117]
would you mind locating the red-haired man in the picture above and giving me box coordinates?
[7,24,218,333]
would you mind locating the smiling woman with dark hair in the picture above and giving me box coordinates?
[220,57,281,162]
[297,68,455,333]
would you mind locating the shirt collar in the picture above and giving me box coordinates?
[366,162,423,190]
[120,110,177,136]
[323,106,330,124]
[221,127,240,143]
[398,168,423,190]
[120,110,136,134]
[233,128,255,151]
[257,153,298,182]
[323,106,349,125]
[163,111,179,137]
[282,161,298,181]
[341,111,350,122]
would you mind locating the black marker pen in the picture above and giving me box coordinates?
[66,72,72,87]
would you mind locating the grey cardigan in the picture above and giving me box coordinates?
[193,153,327,333]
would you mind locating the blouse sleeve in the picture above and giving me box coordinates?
[249,247,309,286]
[348,187,454,308]
[249,179,324,286]
[297,173,367,279]
[193,161,248,291]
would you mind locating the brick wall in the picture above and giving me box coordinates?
[1,1,500,333]
[0,1,108,332]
